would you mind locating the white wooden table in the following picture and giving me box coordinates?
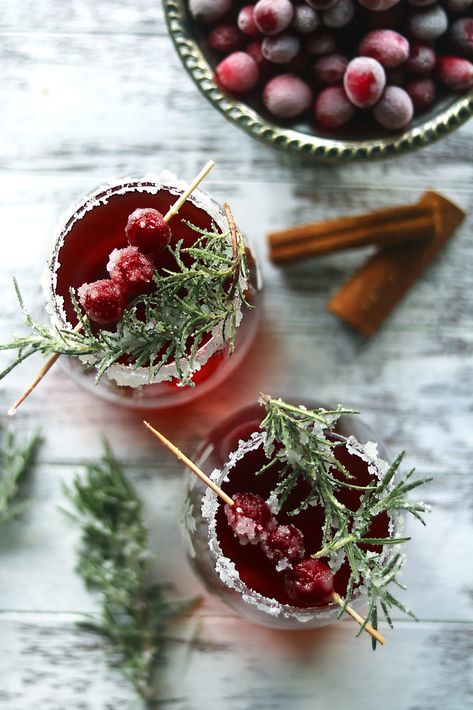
[1,2,472,708]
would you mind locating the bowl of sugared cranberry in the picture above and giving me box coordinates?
[164,0,473,160]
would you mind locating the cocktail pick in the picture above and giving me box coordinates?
[143,421,386,645]
[8,160,216,415]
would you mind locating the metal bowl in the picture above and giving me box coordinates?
[164,0,473,162]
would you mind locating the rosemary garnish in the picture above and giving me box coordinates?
[0,219,251,386]
[258,394,431,642]
[66,444,194,704]
[0,429,41,524]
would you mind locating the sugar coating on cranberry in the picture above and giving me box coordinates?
[373,85,414,129]
[406,77,436,110]
[407,5,448,42]
[292,4,320,34]
[237,5,261,37]
[359,30,410,68]
[322,0,355,28]
[216,51,259,92]
[313,53,349,85]
[263,74,313,118]
[262,34,301,64]
[315,85,355,127]
[261,524,305,567]
[449,19,473,60]
[107,247,155,295]
[209,25,243,54]
[225,492,275,545]
[285,558,335,605]
[189,0,231,23]
[77,279,126,325]
[254,0,294,36]
[305,0,339,9]
[357,0,401,10]
[405,42,436,75]
[344,57,386,107]
[304,28,336,55]
[125,208,171,254]
[437,56,473,90]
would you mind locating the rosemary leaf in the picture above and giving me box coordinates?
[0,429,41,524]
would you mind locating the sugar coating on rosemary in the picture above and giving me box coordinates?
[0,219,251,387]
[258,395,431,638]
[0,428,41,524]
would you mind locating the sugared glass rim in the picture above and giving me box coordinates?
[42,175,249,387]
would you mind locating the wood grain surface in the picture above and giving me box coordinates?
[1,2,472,709]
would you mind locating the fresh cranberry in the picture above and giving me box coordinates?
[405,77,436,110]
[359,30,410,68]
[314,85,355,128]
[263,74,313,118]
[189,0,232,23]
[261,524,305,564]
[216,51,259,92]
[405,42,436,75]
[238,5,262,37]
[125,208,171,254]
[313,53,349,85]
[344,57,386,107]
[254,0,294,36]
[437,56,473,90]
[262,34,301,64]
[373,85,414,129]
[107,247,155,295]
[285,558,335,605]
[77,279,126,325]
[225,492,275,545]
[209,25,243,54]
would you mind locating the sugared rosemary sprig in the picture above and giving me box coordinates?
[0,220,251,386]
[66,444,194,704]
[258,395,431,642]
[0,428,41,524]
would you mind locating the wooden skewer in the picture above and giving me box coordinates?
[8,161,217,415]
[332,592,385,645]
[143,421,234,507]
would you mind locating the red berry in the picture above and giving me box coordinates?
[262,34,301,64]
[254,0,294,36]
[125,208,171,254]
[315,85,355,128]
[344,57,386,108]
[263,74,313,118]
[77,279,126,325]
[292,4,320,34]
[437,56,473,90]
[238,5,262,37]
[107,247,155,295]
[313,53,349,85]
[209,25,243,54]
[357,0,401,9]
[449,18,473,60]
[216,51,259,92]
[405,76,436,110]
[285,558,335,605]
[322,0,355,28]
[189,0,231,23]
[407,5,448,42]
[304,28,336,56]
[405,42,436,75]
[359,30,410,68]
[261,524,305,564]
[225,492,275,545]
[373,85,414,129]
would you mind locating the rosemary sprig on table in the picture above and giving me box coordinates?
[66,444,194,704]
[0,220,250,386]
[0,429,41,524]
[258,395,431,642]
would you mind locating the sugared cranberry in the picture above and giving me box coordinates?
[315,85,355,128]
[262,34,301,64]
[209,25,243,54]
[225,492,275,545]
[254,0,294,35]
[313,53,349,85]
[322,0,355,28]
[406,77,436,110]
[357,0,401,10]
[77,279,126,325]
[292,3,320,34]
[216,51,259,92]
[344,57,386,107]
[263,74,313,118]
[305,0,338,9]
[107,247,155,295]
[304,28,336,55]
[449,18,473,60]
[437,56,473,90]
[405,42,436,75]
[125,208,171,254]
[261,524,305,564]
[359,30,410,68]
[189,0,231,23]
[238,5,262,37]
[407,5,448,41]
[285,558,335,605]
[373,85,414,129]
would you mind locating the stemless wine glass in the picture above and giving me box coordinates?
[43,176,262,408]
[181,400,399,630]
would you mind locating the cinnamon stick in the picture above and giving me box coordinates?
[268,198,436,264]
[327,191,465,336]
